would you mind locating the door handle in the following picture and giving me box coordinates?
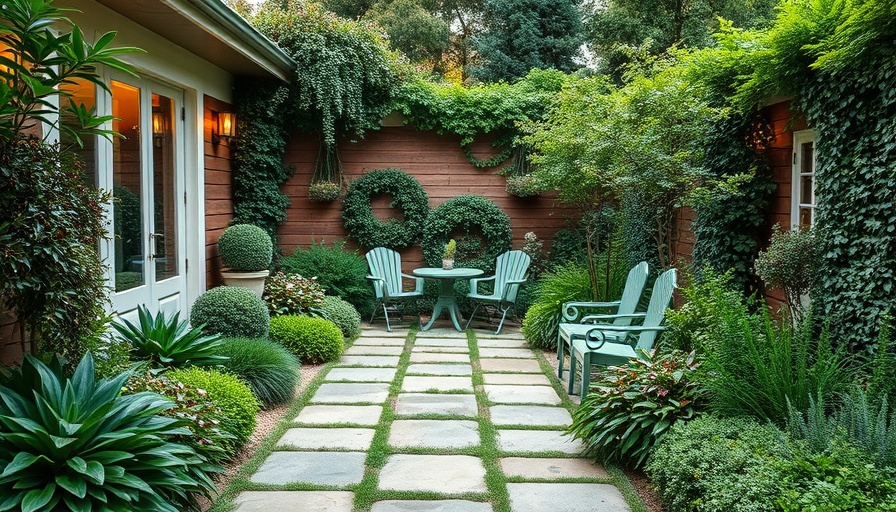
[149,232,161,260]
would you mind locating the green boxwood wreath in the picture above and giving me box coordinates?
[422,195,512,272]
[341,168,429,249]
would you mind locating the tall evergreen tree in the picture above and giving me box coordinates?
[471,0,584,83]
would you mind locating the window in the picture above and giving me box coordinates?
[791,130,816,229]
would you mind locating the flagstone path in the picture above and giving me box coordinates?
[231,326,631,512]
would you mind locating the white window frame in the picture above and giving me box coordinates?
[791,129,817,229]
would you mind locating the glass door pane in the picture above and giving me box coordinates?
[151,93,178,282]
[110,81,144,292]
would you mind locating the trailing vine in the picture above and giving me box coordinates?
[341,168,430,249]
[421,195,512,272]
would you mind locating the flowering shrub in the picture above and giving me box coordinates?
[263,271,326,315]
[569,349,706,468]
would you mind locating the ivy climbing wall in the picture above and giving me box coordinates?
[277,125,579,268]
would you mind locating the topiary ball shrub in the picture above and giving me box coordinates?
[269,315,344,364]
[321,295,362,338]
[218,337,301,407]
[167,367,260,450]
[421,195,512,273]
[190,286,270,338]
[218,223,273,271]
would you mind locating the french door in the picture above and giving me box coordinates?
[108,78,187,317]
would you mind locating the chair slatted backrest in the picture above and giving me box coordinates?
[492,250,531,302]
[612,261,650,326]
[365,247,402,299]
[634,268,677,350]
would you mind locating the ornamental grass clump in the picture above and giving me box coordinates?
[190,286,270,338]
[218,224,273,271]
[112,305,227,368]
[263,271,326,316]
[218,337,301,407]
[0,353,219,511]
[269,315,344,364]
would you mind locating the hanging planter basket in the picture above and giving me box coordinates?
[503,146,540,198]
[309,141,344,202]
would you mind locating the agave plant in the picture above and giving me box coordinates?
[112,305,228,367]
[0,353,219,511]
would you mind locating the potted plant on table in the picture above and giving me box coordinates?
[442,239,456,270]
[218,224,273,298]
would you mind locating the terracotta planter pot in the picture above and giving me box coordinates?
[220,269,270,298]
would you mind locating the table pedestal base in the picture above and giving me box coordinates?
[421,278,464,331]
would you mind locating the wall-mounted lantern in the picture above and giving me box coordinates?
[212,111,236,145]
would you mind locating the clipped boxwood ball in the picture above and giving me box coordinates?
[269,315,344,364]
[422,195,512,272]
[218,224,273,271]
[191,286,270,338]
[167,366,260,449]
[321,296,362,338]
[341,168,429,249]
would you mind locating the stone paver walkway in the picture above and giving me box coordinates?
[233,326,631,512]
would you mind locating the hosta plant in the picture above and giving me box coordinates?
[112,305,228,368]
[569,349,706,468]
[0,353,218,511]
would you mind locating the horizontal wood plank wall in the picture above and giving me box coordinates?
[278,126,580,268]
[204,95,235,288]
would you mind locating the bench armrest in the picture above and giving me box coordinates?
[562,300,621,321]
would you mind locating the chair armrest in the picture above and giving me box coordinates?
[366,275,390,298]
[500,279,528,301]
[469,275,496,295]
[401,273,425,294]
[582,325,666,350]
[580,312,647,323]
[561,300,621,321]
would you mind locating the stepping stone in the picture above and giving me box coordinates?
[478,348,534,359]
[484,385,562,405]
[344,345,404,356]
[389,419,480,449]
[371,500,492,512]
[500,457,608,479]
[278,427,375,451]
[410,352,470,363]
[354,337,406,346]
[395,393,479,417]
[402,376,473,392]
[407,364,472,376]
[477,338,527,348]
[337,355,400,367]
[311,383,390,404]
[416,328,467,338]
[379,454,487,493]
[490,405,572,427]
[506,483,630,512]
[235,491,354,512]
[477,330,525,340]
[361,328,409,337]
[326,367,397,383]
[480,358,542,373]
[483,373,552,386]
[496,430,584,455]
[294,405,382,425]
[251,451,366,485]
[413,346,470,353]
[415,337,469,347]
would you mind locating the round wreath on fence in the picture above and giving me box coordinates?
[422,195,512,272]
[341,168,430,249]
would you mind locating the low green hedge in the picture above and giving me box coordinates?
[321,296,362,338]
[190,286,270,338]
[269,315,344,364]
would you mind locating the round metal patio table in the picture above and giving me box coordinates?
[412,267,484,331]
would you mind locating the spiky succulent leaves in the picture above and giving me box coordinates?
[112,305,228,367]
[0,353,219,512]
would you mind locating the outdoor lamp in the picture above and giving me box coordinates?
[151,111,166,146]
[213,111,236,144]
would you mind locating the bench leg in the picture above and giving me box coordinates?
[557,331,565,379]
[582,352,591,395]
[568,348,577,395]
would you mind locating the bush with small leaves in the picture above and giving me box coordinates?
[269,315,344,364]
[218,223,273,271]
[190,286,270,338]
[218,337,301,407]
[320,295,362,338]
[167,367,260,450]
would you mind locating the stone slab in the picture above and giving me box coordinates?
[344,345,405,356]
[479,358,542,373]
[361,328,409,337]
[484,385,562,405]
[311,383,390,404]
[476,338,528,348]
[407,364,472,376]
[378,454,487,493]
[483,373,552,386]
[412,346,470,353]
[250,451,366,485]
[478,348,535,359]
[326,367,397,383]
[371,500,492,512]
[389,419,480,449]
[402,376,473,393]
[394,393,479,417]
[496,430,584,455]
[414,337,469,347]
[278,427,375,450]
[354,337,407,346]
[294,405,382,425]
[235,491,354,512]
[490,405,572,427]
[410,352,470,363]
[415,328,468,338]
[337,355,401,367]
[507,483,629,512]
[476,330,525,340]
[500,457,608,479]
